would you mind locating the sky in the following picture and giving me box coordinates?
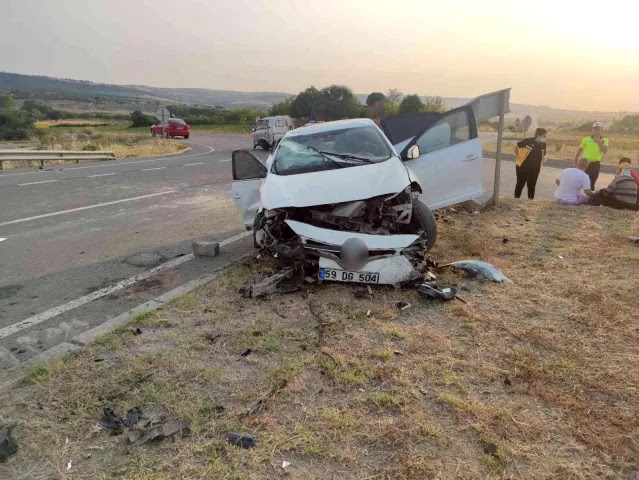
[2,0,638,111]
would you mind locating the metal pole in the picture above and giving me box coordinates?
[492,92,505,206]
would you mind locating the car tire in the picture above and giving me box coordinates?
[412,200,437,251]
[184,135,189,139]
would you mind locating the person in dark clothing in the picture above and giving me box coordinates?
[514,128,547,199]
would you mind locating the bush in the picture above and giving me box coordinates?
[130,110,155,128]
[0,110,36,140]
[398,94,424,114]
[82,144,99,151]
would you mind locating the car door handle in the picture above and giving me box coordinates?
[464,154,479,161]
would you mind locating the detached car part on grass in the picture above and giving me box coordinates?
[230,91,510,286]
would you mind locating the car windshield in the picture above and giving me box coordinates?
[272,125,393,176]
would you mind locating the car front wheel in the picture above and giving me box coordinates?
[411,200,437,251]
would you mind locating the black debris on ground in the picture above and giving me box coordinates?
[224,432,256,449]
[0,426,18,462]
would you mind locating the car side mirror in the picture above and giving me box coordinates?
[404,145,420,160]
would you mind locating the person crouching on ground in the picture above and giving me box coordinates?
[554,158,594,205]
[514,128,547,200]
[588,159,639,210]
[619,157,639,188]
[574,122,609,190]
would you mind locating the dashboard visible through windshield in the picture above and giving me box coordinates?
[273,125,393,176]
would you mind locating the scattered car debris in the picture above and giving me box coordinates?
[282,461,292,469]
[395,301,411,311]
[0,426,18,462]
[629,236,639,244]
[192,240,220,257]
[241,266,303,299]
[366,309,371,317]
[239,348,252,357]
[99,407,142,431]
[67,460,72,471]
[246,398,264,415]
[224,432,256,449]
[442,260,512,283]
[206,328,222,342]
[417,284,457,301]
[393,350,403,356]
[127,405,190,446]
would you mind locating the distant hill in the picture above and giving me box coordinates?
[1,71,630,124]
[0,71,291,109]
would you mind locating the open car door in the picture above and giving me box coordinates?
[231,150,267,227]
[382,107,482,209]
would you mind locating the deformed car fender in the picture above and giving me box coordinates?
[403,164,423,194]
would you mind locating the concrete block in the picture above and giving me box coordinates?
[462,191,494,212]
[192,240,220,257]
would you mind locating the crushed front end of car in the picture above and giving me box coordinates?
[252,187,434,286]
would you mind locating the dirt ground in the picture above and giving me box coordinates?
[1,199,638,480]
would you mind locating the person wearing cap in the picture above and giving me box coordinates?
[588,159,639,210]
[513,128,547,199]
[574,122,609,190]
[554,158,595,205]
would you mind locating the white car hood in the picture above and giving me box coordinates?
[261,156,411,209]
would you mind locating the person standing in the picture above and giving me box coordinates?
[554,158,594,205]
[514,128,547,199]
[574,122,609,190]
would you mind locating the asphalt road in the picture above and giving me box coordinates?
[0,133,613,371]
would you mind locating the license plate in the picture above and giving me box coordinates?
[318,268,379,284]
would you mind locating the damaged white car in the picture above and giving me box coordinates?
[230,102,488,286]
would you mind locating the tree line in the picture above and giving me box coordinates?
[268,85,447,120]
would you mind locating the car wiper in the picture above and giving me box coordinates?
[306,145,346,169]
[318,151,375,164]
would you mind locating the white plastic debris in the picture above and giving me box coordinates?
[282,461,291,469]
[444,260,512,283]
[67,460,72,471]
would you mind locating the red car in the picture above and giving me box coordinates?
[151,118,190,139]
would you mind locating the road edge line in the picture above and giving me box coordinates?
[0,253,251,396]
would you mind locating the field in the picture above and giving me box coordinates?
[1,199,637,479]
[482,130,639,166]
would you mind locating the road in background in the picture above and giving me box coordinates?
[0,133,612,370]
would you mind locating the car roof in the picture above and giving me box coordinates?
[287,118,376,137]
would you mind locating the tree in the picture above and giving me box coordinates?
[269,97,293,116]
[0,93,15,111]
[424,95,447,113]
[290,86,320,118]
[398,94,424,114]
[130,110,155,128]
[366,92,386,107]
[386,88,402,104]
[45,110,63,121]
[0,110,36,140]
[313,85,360,121]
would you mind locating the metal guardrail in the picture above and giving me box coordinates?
[0,150,116,170]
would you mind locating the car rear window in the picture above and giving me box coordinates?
[168,119,186,125]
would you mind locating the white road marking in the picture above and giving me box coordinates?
[142,167,166,171]
[0,190,177,227]
[0,237,6,242]
[183,162,203,166]
[87,172,118,178]
[0,142,215,178]
[0,231,252,340]
[18,179,58,186]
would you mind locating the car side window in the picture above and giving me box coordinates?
[232,151,267,180]
[415,110,471,154]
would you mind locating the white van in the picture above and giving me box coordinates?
[252,116,294,150]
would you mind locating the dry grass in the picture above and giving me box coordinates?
[1,200,638,479]
[483,130,639,166]
[35,119,110,127]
